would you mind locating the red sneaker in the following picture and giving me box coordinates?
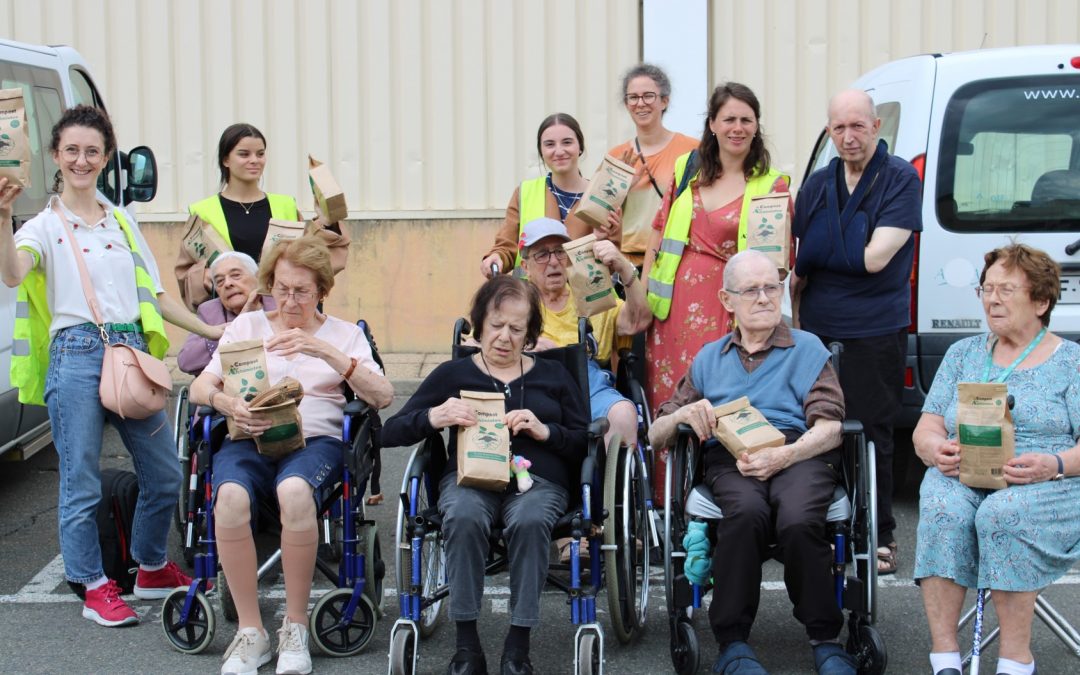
[82,580,138,626]
[133,561,210,599]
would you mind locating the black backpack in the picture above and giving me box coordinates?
[67,469,140,599]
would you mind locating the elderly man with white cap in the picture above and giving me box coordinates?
[518,217,652,452]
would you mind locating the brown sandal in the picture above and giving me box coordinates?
[365,493,384,506]
[876,542,898,575]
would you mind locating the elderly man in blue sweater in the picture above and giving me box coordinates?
[649,250,852,675]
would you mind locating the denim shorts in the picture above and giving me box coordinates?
[587,358,630,422]
[212,435,343,515]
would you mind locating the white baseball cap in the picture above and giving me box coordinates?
[519,217,570,248]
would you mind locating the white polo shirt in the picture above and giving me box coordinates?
[14,195,165,337]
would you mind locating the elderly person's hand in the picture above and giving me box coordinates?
[593,239,635,281]
[506,409,551,442]
[593,207,621,242]
[428,397,478,431]
[737,445,791,481]
[929,438,961,477]
[674,399,715,444]
[214,393,272,436]
[1003,453,1061,484]
[239,289,264,313]
[265,327,344,368]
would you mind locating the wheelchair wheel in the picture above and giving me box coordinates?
[848,621,887,675]
[576,632,601,675]
[389,628,416,675]
[161,587,216,654]
[359,522,385,615]
[217,570,237,622]
[395,449,447,638]
[662,437,696,616]
[173,388,191,535]
[669,620,700,675]
[309,589,377,656]
[603,435,650,644]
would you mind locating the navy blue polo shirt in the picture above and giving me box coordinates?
[794,142,922,338]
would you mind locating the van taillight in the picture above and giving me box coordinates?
[1071,56,1080,69]
[907,153,925,334]
[905,366,914,388]
[911,153,926,181]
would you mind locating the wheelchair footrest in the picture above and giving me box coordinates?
[674,575,694,610]
[843,576,868,615]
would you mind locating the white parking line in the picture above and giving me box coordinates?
[6,553,1080,605]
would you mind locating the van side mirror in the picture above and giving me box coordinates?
[124,146,157,203]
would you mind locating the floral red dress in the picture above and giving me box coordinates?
[646,175,790,414]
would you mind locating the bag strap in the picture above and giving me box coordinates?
[634,137,665,199]
[53,204,108,341]
[674,150,699,200]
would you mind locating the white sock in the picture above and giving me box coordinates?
[84,575,108,591]
[140,561,167,572]
[996,657,1035,675]
[929,651,962,673]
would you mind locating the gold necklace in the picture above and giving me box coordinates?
[222,192,261,215]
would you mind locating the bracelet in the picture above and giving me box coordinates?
[341,356,358,380]
[1053,453,1065,480]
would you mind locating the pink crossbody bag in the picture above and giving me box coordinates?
[55,205,173,419]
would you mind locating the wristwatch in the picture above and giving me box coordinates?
[1052,454,1066,481]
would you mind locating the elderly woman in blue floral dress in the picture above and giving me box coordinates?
[913,244,1080,675]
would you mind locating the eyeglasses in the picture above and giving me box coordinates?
[725,284,783,301]
[530,248,570,265]
[271,285,317,303]
[975,284,1030,299]
[624,92,659,105]
[60,146,105,163]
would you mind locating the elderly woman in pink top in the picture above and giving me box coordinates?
[189,236,393,675]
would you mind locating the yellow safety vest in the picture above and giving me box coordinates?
[11,209,169,406]
[646,153,787,320]
[515,177,548,267]
[189,193,299,250]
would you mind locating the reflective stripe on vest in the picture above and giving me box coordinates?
[189,193,299,250]
[10,208,169,406]
[646,152,787,320]
[515,177,548,267]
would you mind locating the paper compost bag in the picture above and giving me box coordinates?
[308,155,348,223]
[181,213,230,266]
[249,377,305,459]
[575,154,635,229]
[218,339,270,440]
[563,233,617,317]
[746,192,791,273]
[712,396,786,459]
[261,219,312,260]
[957,382,1013,490]
[456,391,510,491]
[0,88,31,188]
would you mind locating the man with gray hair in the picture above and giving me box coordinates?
[650,250,854,674]
[792,88,922,576]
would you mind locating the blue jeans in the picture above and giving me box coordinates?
[45,324,181,583]
[587,359,629,422]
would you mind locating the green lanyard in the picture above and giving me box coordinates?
[981,327,1046,383]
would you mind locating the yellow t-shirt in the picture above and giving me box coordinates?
[540,287,631,364]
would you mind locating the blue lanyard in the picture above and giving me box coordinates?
[981,327,1046,383]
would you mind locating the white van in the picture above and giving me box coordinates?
[801,44,1080,483]
[0,38,157,460]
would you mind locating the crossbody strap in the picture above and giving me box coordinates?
[53,204,108,340]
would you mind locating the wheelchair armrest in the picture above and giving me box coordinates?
[581,455,597,486]
[841,420,864,435]
[196,404,215,416]
[344,399,370,417]
[588,418,609,439]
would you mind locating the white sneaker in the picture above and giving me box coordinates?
[275,617,312,675]
[221,626,272,675]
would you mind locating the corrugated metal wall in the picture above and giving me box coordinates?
[0,0,1077,219]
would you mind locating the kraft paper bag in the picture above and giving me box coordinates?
[957,382,1013,490]
[0,88,31,188]
[457,391,511,491]
[261,218,312,260]
[249,378,305,459]
[563,233,617,317]
[218,339,270,440]
[308,155,348,223]
[181,213,230,266]
[576,154,635,229]
[746,192,791,274]
[712,396,787,459]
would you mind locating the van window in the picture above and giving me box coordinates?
[801,101,902,184]
[0,59,63,215]
[937,76,1080,232]
[69,67,104,108]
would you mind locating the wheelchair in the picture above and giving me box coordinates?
[161,320,387,658]
[387,318,651,675]
[660,344,886,675]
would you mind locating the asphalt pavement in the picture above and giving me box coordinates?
[2,392,1080,675]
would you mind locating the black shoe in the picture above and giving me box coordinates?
[447,647,488,675]
[500,649,534,675]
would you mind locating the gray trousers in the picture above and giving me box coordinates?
[438,472,568,627]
